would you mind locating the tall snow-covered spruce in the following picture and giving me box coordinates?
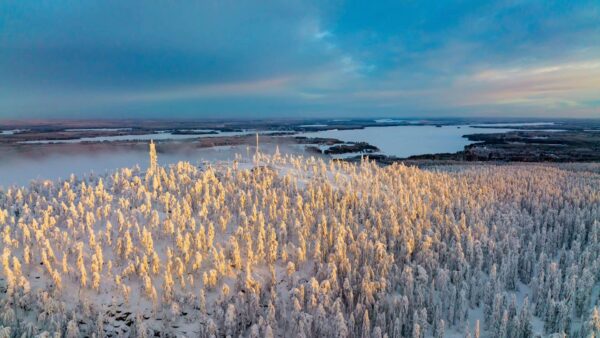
[148,139,158,175]
[0,143,599,337]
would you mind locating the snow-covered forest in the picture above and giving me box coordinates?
[1,143,599,337]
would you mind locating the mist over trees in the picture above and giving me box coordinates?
[0,144,599,337]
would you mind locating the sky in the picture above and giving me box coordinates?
[1,0,599,119]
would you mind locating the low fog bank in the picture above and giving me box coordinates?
[0,141,306,188]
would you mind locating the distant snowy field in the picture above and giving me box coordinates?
[1,149,599,337]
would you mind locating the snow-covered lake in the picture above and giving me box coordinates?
[0,129,28,135]
[0,123,559,187]
[19,130,254,144]
[374,119,421,124]
[299,124,328,127]
[298,125,516,158]
[470,122,555,127]
[64,128,133,132]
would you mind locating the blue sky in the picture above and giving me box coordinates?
[1,0,599,119]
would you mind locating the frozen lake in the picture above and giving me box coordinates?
[20,130,255,144]
[298,124,516,158]
[470,122,555,127]
[0,123,555,187]
[0,129,28,135]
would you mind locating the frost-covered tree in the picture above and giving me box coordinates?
[1,145,599,336]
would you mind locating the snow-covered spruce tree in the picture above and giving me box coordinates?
[0,142,599,336]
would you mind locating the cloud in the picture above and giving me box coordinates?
[0,0,599,118]
[452,59,600,109]
[0,1,332,87]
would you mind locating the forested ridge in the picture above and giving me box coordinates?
[1,145,599,337]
